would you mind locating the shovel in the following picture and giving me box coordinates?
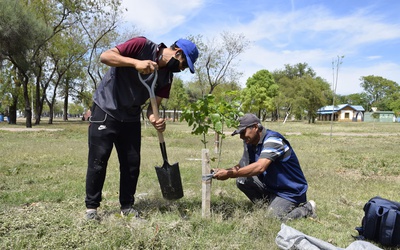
[138,71,184,200]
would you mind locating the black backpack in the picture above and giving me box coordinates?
[355,196,400,247]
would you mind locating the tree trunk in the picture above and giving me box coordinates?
[22,77,32,128]
[35,88,47,125]
[63,91,69,121]
[34,80,41,125]
[8,96,18,124]
[48,103,54,124]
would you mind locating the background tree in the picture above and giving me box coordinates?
[388,91,400,117]
[241,69,279,120]
[282,62,316,78]
[190,32,249,95]
[212,81,241,100]
[296,76,331,123]
[0,0,51,127]
[1,0,125,127]
[165,77,189,122]
[335,93,370,108]
[44,31,86,124]
[272,63,328,122]
[360,75,399,111]
[67,102,85,118]
[272,72,298,122]
[78,0,128,90]
[0,63,24,124]
[60,61,87,121]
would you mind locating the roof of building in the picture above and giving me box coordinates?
[317,104,365,115]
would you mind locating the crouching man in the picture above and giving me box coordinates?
[212,113,316,221]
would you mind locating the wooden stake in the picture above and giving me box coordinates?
[202,148,211,218]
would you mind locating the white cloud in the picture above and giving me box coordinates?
[366,56,382,60]
[119,0,400,94]
[222,5,400,94]
[235,6,400,50]
[120,0,203,36]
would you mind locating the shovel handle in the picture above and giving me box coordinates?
[150,97,169,162]
[149,97,165,143]
[138,71,168,162]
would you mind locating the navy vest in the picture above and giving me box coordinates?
[247,129,308,204]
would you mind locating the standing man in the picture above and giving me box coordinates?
[212,113,316,221]
[85,37,199,220]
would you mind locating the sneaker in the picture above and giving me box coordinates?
[307,200,317,218]
[86,209,100,220]
[120,207,140,218]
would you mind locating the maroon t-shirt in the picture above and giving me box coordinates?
[93,37,173,122]
[116,37,171,98]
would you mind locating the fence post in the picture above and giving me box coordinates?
[202,148,211,218]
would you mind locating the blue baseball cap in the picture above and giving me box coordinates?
[175,39,199,73]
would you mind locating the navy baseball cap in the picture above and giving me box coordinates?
[232,113,261,136]
[175,39,199,74]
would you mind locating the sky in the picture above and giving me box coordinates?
[120,0,400,95]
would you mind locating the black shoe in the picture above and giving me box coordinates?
[86,209,100,221]
[306,200,317,218]
[120,207,140,218]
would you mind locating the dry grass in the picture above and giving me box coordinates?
[0,119,399,249]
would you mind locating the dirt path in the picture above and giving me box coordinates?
[0,127,63,132]
[285,132,399,136]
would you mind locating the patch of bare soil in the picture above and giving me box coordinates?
[336,168,400,182]
[0,127,63,132]
[285,132,399,136]
[320,132,399,137]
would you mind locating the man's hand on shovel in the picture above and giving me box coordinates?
[149,114,166,133]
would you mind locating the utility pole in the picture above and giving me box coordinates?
[330,55,344,143]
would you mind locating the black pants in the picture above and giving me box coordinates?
[85,105,141,209]
[236,176,311,220]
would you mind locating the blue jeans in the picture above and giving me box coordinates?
[85,104,141,210]
[236,176,311,221]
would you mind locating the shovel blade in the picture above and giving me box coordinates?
[155,161,184,200]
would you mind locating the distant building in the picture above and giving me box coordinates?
[317,104,365,122]
[364,110,396,122]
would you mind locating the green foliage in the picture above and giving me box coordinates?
[241,69,278,117]
[166,77,189,112]
[336,92,370,107]
[277,62,316,79]
[388,92,400,116]
[180,94,243,148]
[1,0,127,127]
[0,0,51,71]
[68,103,84,116]
[272,64,333,122]
[296,76,331,123]
[360,75,400,110]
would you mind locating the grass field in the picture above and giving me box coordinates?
[0,119,399,249]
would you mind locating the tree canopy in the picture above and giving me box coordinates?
[241,69,278,119]
[360,75,399,111]
[1,1,398,126]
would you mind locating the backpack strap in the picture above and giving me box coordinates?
[363,202,380,240]
[380,209,397,246]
